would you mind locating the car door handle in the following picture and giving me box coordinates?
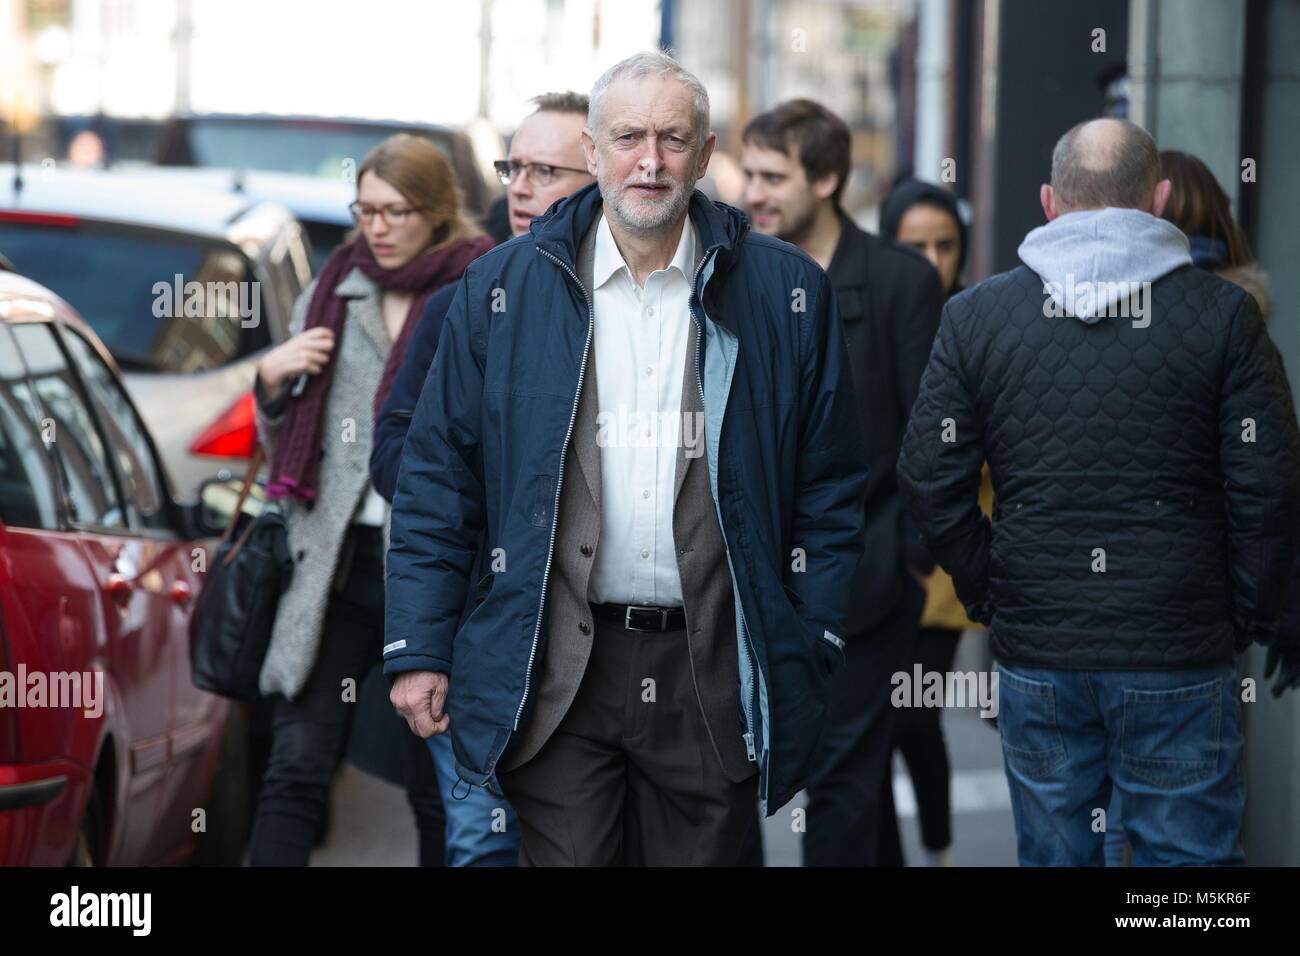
[168,581,193,607]
[106,573,134,602]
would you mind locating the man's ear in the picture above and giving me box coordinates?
[813,170,840,203]
[1040,184,1059,221]
[695,131,718,179]
[581,127,598,176]
[1151,178,1172,218]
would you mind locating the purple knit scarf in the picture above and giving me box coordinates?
[265,233,492,502]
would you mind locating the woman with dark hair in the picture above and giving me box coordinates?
[1158,149,1271,316]
[880,178,968,298]
[247,134,495,866]
[880,178,991,866]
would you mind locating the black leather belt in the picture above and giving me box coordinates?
[590,602,686,633]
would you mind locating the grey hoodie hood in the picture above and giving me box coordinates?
[1018,208,1191,323]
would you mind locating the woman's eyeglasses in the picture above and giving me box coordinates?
[494,160,589,187]
[349,202,425,226]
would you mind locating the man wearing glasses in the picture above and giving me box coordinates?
[368,92,592,866]
[495,91,595,238]
[372,92,594,501]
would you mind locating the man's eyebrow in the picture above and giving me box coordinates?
[509,153,566,166]
[605,122,694,138]
[658,124,694,139]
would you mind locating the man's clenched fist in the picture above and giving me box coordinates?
[390,671,450,737]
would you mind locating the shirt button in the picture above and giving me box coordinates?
[642,489,650,499]
[647,307,656,317]
[579,543,593,557]
[640,549,650,559]
[579,621,591,635]
[645,367,653,376]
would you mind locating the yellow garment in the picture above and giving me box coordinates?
[920,465,995,630]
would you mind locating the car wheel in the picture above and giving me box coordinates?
[190,705,251,866]
[67,788,104,867]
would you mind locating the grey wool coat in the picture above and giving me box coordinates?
[254,268,393,699]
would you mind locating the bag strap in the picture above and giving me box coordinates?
[221,443,265,545]
[221,503,263,568]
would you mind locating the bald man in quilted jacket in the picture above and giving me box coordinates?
[899,118,1300,866]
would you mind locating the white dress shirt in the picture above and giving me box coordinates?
[586,212,697,607]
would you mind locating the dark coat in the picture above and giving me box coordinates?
[826,211,945,635]
[370,282,460,502]
[383,183,868,814]
[898,264,1300,669]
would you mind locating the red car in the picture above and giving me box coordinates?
[0,271,246,865]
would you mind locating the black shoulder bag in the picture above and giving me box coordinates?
[189,445,294,700]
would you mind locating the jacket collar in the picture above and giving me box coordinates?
[331,266,390,356]
[825,208,871,291]
[531,182,748,297]
[334,266,376,299]
[592,208,698,291]
[825,209,874,324]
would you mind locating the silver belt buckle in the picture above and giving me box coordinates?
[624,605,666,631]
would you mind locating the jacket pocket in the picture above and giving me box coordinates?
[530,474,555,529]
[814,628,846,678]
[393,408,414,420]
[474,570,495,607]
[784,584,845,678]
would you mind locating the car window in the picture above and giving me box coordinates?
[181,119,455,180]
[0,221,258,371]
[8,323,126,530]
[59,327,170,532]
[0,325,61,530]
[301,219,349,273]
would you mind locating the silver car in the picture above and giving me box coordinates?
[110,164,356,273]
[0,163,309,496]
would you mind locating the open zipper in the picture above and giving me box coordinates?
[689,250,761,766]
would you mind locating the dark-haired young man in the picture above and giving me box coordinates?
[742,99,944,866]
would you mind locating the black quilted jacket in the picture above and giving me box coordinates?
[898,263,1300,669]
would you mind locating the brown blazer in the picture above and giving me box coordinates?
[498,210,756,783]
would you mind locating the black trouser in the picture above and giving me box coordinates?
[800,577,925,866]
[497,614,757,866]
[893,626,962,852]
[248,525,445,866]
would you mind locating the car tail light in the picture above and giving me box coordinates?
[189,391,257,459]
[0,601,18,763]
[0,210,80,228]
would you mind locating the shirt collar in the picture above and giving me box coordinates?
[593,209,697,291]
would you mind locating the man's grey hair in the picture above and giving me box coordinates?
[1050,118,1161,210]
[587,50,710,145]
[529,91,590,117]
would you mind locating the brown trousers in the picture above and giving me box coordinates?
[497,614,757,866]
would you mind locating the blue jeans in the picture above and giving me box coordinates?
[997,663,1245,866]
[426,733,521,866]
